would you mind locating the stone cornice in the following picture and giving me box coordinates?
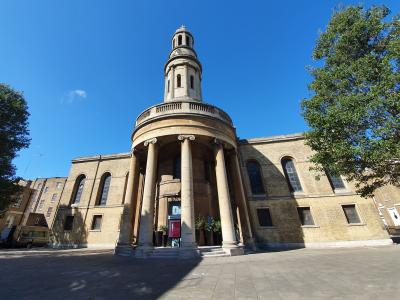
[239,133,305,145]
[72,152,130,163]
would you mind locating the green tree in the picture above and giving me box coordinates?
[0,84,30,210]
[301,6,400,197]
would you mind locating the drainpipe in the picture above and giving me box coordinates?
[79,155,101,246]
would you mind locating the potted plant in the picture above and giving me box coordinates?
[159,225,168,247]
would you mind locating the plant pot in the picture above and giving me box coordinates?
[162,234,168,247]
[155,231,163,247]
[213,232,222,245]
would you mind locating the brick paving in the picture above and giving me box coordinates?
[1,245,399,299]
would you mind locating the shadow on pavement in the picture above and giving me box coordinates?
[0,252,202,299]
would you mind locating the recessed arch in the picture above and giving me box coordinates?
[190,75,194,89]
[178,35,182,46]
[246,160,265,195]
[177,74,181,88]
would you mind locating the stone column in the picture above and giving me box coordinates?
[137,138,158,250]
[178,135,196,250]
[214,139,243,255]
[116,149,139,253]
[229,151,256,249]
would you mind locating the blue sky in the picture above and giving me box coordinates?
[1,0,399,179]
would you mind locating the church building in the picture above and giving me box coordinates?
[49,27,393,257]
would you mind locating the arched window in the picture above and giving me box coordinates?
[326,171,345,190]
[178,35,182,45]
[167,80,170,92]
[186,35,190,46]
[177,74,181,88]
[173,39,175,48]
[72,175,85,204]
[190,75,194,89]
[246,161,265,195]
[173,156,181,179]
[98,173,111,206]
[281,158,302,192]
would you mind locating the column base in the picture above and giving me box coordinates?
[114,244,134,256]
[134,246,154,258]
[222,241,244,256]
[179,247,201,258]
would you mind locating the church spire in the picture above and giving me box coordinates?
[164,26,203,102]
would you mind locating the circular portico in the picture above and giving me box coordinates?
[116,27,253,257]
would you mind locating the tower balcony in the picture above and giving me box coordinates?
[135,100,233,129]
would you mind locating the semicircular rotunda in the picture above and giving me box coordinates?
[118,26,252,256]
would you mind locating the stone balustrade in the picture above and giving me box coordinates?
[135,101,233,127]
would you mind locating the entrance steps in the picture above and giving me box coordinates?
[199,246,229,257]
[115,245,243,258]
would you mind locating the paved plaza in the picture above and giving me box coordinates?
[0,246,399,299]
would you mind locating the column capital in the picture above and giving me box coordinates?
[144,138,157,147]
[130,146,138,156]
[212,138,224,148]
[178,134,195,141]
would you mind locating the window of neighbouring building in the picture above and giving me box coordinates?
[12,195,23,208]
[46,207,53,217]
[246,160,265,195]
[91,215,103,230]
[64,216,74,230]
[297,207,315,226]
[56,182,62,189]
[37,199,45,211]
[51,193,57,202]
[281,158,303,192]
[257,208,273,227]
[44,186,49,193]
[342,204,361,224]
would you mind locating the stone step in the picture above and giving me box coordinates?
[199,247,224,253]
[201,251,229,258]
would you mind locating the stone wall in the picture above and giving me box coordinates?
[52,153,130,248]
[238,133,391,248]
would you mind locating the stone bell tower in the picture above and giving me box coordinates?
[116,26,254,258]
[164,26,202,102]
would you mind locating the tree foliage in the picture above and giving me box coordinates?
[0,84,30,210]
[301,6,400,197]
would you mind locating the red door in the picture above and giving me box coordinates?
[168,220,181,238]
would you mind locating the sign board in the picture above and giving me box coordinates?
[168,220,181,238]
